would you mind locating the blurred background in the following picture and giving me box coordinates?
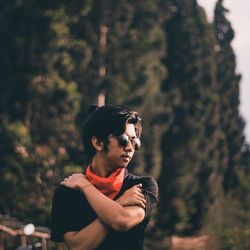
[199,0,250,146]
[0,0,249,249]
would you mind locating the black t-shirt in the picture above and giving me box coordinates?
[50,170,158,250]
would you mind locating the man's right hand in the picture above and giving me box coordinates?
[61,173,90,191]
[116,184,146,208]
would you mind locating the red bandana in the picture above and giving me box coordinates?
[85,165,125,200]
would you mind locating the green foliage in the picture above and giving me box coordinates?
[157,0,220,235]
[203,178,250,250]
[214,0,244,192]
[0,0,84,225]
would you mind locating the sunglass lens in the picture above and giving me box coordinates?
[133,138,141,151]
[118,134,129,147]
[118,134,141,150]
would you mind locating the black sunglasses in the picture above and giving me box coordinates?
[117,134,141,151]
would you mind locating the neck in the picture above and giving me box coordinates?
[91,155,114,177]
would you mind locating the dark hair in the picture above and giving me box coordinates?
[82,105,142,158]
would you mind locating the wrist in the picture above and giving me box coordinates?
[115,199,123,206]
[80,181,92,192]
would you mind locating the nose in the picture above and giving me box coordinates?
[125,139,134,152]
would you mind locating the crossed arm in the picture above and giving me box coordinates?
[61,174,146,250]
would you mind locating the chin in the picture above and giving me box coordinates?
[120,162,129,168]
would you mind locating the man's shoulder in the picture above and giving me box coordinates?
[53,184,81,200]
[125,171,158,197]
[125,170,157,183]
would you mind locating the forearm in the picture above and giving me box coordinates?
[64,218,109,250]
[81,184,145,231]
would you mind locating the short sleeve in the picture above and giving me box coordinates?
[50,186,83,242]
[141,177,159,219]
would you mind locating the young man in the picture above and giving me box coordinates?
[51,105,158,250]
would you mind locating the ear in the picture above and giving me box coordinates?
[91,136,104,151]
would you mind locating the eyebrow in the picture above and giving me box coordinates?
[125,133,136,139]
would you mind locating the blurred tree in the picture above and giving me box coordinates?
[214,0,245,192]
[77,0,169,176]
[0,0,89,224]
[104,0,168,177]
[157,0,221,235]
[202,1,250,248]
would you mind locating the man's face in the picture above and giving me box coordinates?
[104,123,137,170]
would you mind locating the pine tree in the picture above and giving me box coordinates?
[157,0,219,235]
[105,0,168,176]
[76,0,168,176]
[214,0,245,192]
[0,0,90,224]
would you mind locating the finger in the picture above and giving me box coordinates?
[134,183,142,188]
[131,194,146,204]
[61,180,68,186]
[135,187,142,193]
[135,190,145,198]
[131,184,142,190]
[61,177,74,185]
[61,181,74,188]
[136,196,146,205]
[62,178,68,183]
[141,202,146,208]
[136,201,145,209]
[132,187,142,194]
[131,191,144,199]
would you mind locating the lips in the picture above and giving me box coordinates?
[121,155,131,161]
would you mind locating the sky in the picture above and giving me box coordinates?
[198,0,250,143]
